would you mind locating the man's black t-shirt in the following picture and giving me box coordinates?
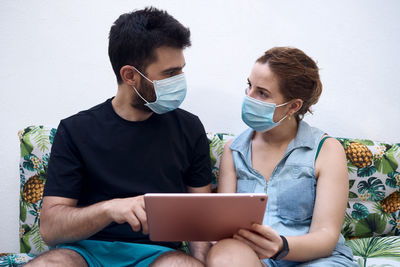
[44,98,212,249]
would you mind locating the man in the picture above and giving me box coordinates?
[26,7,211,267]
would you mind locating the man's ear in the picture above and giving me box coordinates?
[120,65,140,86]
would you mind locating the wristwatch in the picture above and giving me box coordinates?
[271,235,289,260]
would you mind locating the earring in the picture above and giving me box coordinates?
[288,113,292,120]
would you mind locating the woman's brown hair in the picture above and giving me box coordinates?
[256,47,322,121]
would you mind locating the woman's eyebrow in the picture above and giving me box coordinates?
[248,78,271,93]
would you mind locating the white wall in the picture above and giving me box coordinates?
[1,0,399,252]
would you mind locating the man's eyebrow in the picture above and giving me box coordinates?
[161,63,186,74]
[247,78,271,94]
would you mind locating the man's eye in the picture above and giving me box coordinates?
[165,70,177,77]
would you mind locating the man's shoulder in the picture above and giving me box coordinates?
[172,108,200,122]
[60,100,109,133]
[61,99,110,126]
[167,108,207,139]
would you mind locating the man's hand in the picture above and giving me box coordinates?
[40,195,149,246]
[105,195,148,234]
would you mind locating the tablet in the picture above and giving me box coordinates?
[144,193,267,241]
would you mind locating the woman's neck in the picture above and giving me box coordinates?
[254,118,299,147]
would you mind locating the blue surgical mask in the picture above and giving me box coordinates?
[241,95,289,132]
[132,67,187,114]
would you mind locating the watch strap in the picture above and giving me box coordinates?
[270,235,289,260]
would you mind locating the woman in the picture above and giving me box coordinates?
[206,47,358,266]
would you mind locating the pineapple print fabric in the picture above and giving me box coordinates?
[207,135,400,239]
[207,134,400,266]
[18,126,55,255]
[338,138,400,239]
[4,129,399,267]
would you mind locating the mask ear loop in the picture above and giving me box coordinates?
[131,66,154,84]
[130,66,154,104]
[132,85,149,104]
[276,114,289,123]
[275,101,290,123]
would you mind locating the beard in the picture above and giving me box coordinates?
[130,78,157,112]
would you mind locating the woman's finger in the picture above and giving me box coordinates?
[251,224,281,242]
[236,228,282,259]
[238,229,271,248]
[234,233,270,259]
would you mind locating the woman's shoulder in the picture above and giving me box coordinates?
[230,128,253,148]
[321,137,344,153]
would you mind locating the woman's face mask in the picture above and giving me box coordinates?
[241,95,289,132]
[131,66,187,114]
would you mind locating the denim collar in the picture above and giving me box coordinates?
[230,120,317,165]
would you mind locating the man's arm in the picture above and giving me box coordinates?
[187,184,212,263]
[40,195,148,247]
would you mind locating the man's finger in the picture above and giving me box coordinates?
[126,213,141,232]
[135,206,148,234]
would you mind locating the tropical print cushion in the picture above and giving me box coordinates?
[346,236,400,266]
[0,253,35,266]
[207,133,400,266]
[18,126,55,255]
[12,128,400,266]
[207,133,234,192]
[338,138,400,239]
[208,134,400,239]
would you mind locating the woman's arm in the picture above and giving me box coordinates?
[234,137,349,261]
[217,140,237,193]
[283,137,349,261]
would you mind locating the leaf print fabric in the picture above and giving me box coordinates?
[2,130,399,267]
[338,138,400,239]
[18,126,54,255]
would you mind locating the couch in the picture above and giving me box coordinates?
[1,125,399,266]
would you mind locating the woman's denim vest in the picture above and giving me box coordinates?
[230,120,353,260]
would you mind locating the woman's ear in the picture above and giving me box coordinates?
[120,65,139,86]
[289,99,303,116]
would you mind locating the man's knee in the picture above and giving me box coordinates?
[25,248,87,267]
[150,250,204,267]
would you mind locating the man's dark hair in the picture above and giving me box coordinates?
[108,7,191,84]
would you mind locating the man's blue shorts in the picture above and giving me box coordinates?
[57,240,174,267]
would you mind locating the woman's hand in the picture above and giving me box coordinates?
[233,224,283,259]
